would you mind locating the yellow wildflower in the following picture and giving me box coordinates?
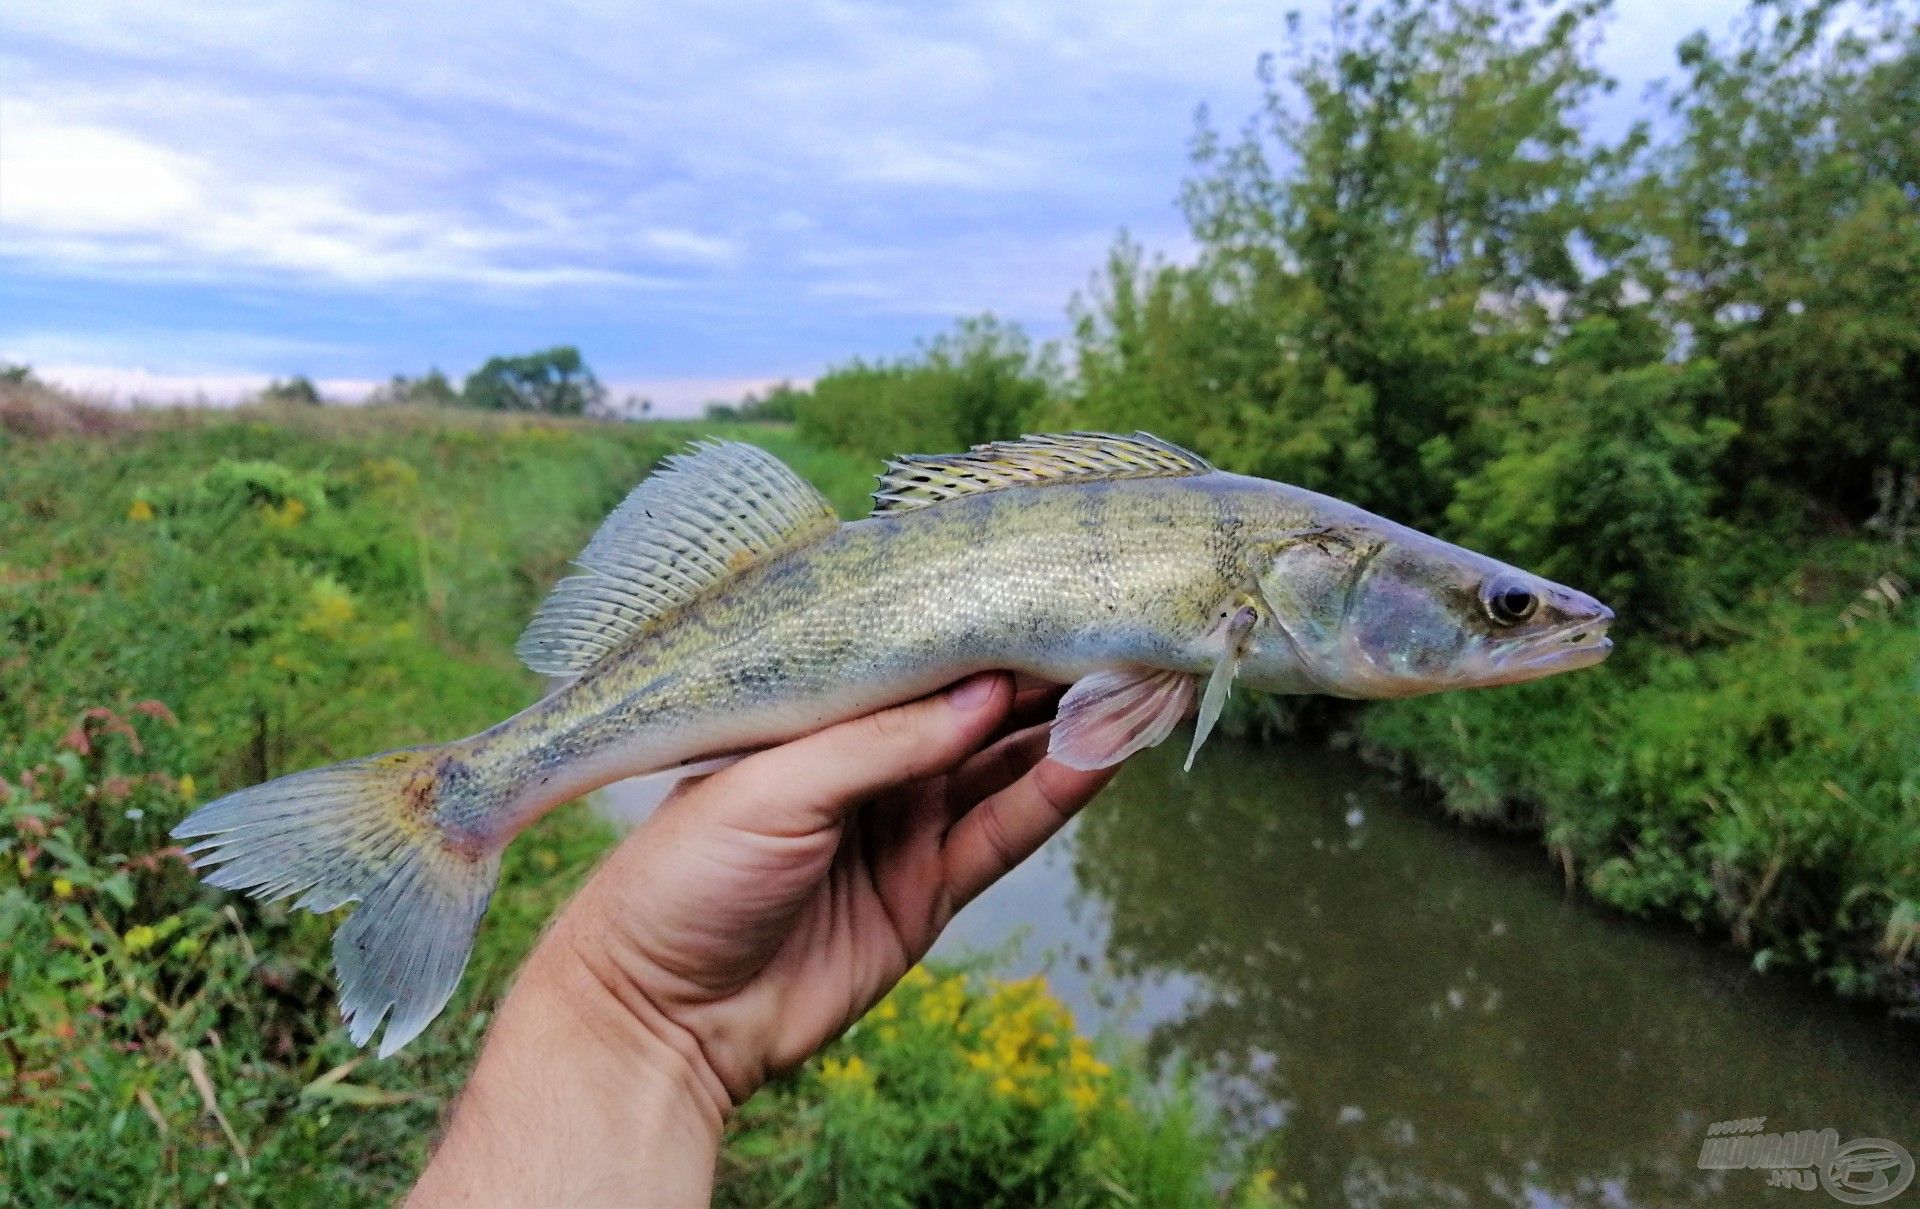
[1068,1048,1111,1079]
[126,499,155,522]
[178,774,197,801]
[877,1025,898,1043]
[52,876,74,899]
[300,579,357,636]
[819,1054,873,1090]
[262,497,309,528]
[918,976,966,1027]
[965,1051,994,1072]
[359,457,419,487]
[1066,1082,1102,1114]
[124,925,158,952]
[992,1075,1018,1097]
[899,966,935,990]
[874,999,898,1021]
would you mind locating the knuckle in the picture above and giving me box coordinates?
[1028,766,1079,825]
[862,702,921,747]
[975,802,1021,870]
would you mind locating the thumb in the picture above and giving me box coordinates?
[704,674,1013,835]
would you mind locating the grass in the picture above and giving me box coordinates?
[0,394,1285,1206]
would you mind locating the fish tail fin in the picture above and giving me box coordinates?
[171,747,501,1057]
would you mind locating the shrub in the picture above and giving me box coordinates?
[795,315,1049,461]
[719,967,1294,1208]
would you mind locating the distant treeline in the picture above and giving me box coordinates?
[787,0,1920,1001]
[257,345,646,418]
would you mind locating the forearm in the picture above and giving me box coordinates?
[407,937,724,1208]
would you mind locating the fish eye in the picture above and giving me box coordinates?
[1484,579,1539,626]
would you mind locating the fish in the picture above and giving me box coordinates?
[173,432,1614,1055]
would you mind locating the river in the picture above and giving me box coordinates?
[927,739,1920,1208]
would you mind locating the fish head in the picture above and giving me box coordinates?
[1244,521,1614,699]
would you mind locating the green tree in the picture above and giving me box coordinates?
[1447,320,1737,634]
[736,381,805,423]
[461,346,605,415]
[1653,0,1920,517]
[260,375,322,406]
[370,369,459,407]
[796,315,1049,460]
[1070,0,1643,531]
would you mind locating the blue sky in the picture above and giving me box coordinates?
[1,0,1747,412]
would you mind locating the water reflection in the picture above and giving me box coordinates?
[950,740,1920,1208]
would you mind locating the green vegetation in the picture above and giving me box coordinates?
[0,397,1274,1204]
[259,377,322,408]
[460,345,605,415]
[705,380,806,424]
[367,369,459,409]
[796,315,1051,460]
[721,967,1290,1208]
[783,0,1920,1004]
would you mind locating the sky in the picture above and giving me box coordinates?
[1,0,1751,413]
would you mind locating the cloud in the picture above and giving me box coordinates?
[26,364,383,406]
[0,100,676,289]
[0,0,1752,386]
[26,363,800,417]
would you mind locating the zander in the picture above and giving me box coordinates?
[175,433,1614,1054]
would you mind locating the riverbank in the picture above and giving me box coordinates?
[936,737,1920,1206]
[1351,532,1919,1007]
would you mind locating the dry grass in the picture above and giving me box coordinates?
[0,376,135,439]
[0,374,615,444]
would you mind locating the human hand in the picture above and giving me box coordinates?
[410,673,1121,1207]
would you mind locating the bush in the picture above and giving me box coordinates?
[260,376,322,407]
[367,370,459,408]
[719,967,1293,1208]
[1446,333,1736,635]
[796,315,1049,461]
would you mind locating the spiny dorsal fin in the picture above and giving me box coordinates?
[516,441,837,676]
[871,431,1213,516]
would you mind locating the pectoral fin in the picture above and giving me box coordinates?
[1186,604,1258,771]
[1049,667,1197,771]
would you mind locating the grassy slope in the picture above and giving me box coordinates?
[0,404,1281,1207]
[3,405,689,1202]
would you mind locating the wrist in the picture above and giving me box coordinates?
[520,922,738,1133]
[409,937,726,1207]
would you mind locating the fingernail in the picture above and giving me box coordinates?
[946,674,999,711]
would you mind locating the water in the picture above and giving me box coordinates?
[929,739,1920,1208]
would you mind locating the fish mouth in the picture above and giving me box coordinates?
[1485,615,1615,684]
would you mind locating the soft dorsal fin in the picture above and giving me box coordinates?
[871,431,1213,516]
[516,441,837,676]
